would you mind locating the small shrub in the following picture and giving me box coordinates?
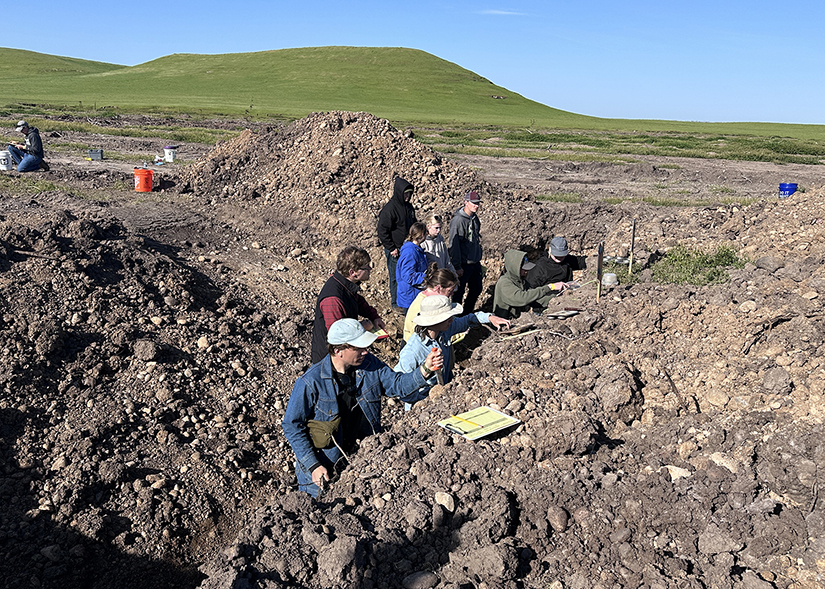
[651,244,745,286]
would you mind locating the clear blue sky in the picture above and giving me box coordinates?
[7,0,823,124]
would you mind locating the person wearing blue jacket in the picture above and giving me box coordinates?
[395,295,509,408]
[395,222,429,311]
[282,318,442,497]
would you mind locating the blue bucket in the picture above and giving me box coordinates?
[779,183,798,198]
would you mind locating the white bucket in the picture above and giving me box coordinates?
[0,150,13,171]
[163,147,177,163]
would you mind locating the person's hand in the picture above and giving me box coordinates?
[456,268,464,278]
[424,347,444,372]
[373,317,387,331]
[550,282,569,292]
[391,248,399,258]
[488,316,511,330]
[360,319,374,331]
[312,465,329,487]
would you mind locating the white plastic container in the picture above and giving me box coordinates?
[0,150,13,171]
[163,146,177,163]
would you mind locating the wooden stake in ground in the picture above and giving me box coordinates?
[596,241,604,303]
[628,219,636,275]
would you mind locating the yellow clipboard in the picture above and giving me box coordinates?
[437,406,521,441]
[371,327,389,340]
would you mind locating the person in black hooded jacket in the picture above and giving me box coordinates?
[377,177,417,310]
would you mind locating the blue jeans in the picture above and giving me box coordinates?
[295,448,342,498]
[7,145,42,172]
[384,247,399,306]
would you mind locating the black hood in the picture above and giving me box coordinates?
[392,177,414,203]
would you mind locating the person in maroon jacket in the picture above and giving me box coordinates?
[311,246,387,363]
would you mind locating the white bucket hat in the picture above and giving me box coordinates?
[413,295,463,327]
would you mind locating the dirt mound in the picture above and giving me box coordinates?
[0,208,310,588]
[173,111,580,264]
[197,263,825,589]
[2,111,825,589]
[177,111,486,253]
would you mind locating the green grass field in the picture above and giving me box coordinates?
[0,46,581,126]
[1,46,823,164]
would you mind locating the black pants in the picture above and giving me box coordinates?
[452,263,482,314]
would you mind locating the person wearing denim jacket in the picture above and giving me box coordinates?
[394,295,509,407]
[282,318,442,497]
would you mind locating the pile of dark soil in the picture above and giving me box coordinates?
[2,110,825,589]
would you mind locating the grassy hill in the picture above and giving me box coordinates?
[1,46,823,161]
[0,48,124,77]
[0,46,589,127]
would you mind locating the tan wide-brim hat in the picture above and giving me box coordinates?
[413,295,463,327]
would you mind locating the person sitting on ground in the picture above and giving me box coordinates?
[311,246,387,364]
[283,318,443,497]
[525,236,587,289]
[403,264,458,342]
[420,213,456,274]
[493,249,569,319]
[394,295,510,408]
[395,221,429,312]
[7,120,46,172]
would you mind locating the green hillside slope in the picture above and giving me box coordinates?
[1,47,823,143]
[0,48,124,77]
[0,46,590,126]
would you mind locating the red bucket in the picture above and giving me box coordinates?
[134,168,153,192]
